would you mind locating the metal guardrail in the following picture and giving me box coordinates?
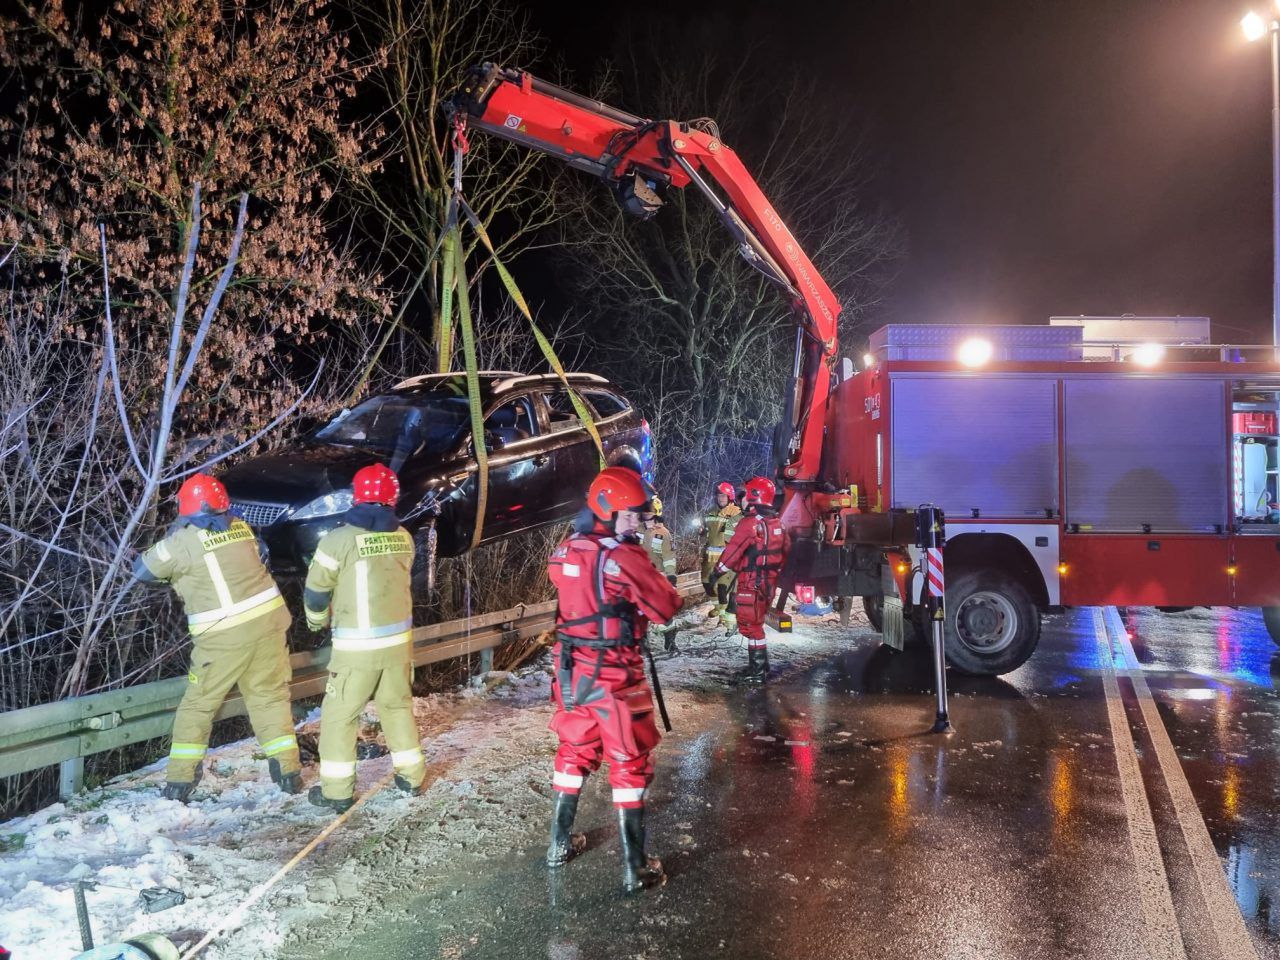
[0,572,704,799]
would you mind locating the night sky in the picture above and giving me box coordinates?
[532,0,1278,344]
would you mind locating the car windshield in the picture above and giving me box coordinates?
[314,393,472,458]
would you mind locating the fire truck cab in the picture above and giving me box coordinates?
[814,319,1280,676]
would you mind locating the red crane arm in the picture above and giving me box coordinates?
[449,63,842,509]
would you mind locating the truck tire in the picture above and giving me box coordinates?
[943,570,1040,676]
[1263,607,1280,646]
[863,595,884,632]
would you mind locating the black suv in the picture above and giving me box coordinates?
[219,372,652,573]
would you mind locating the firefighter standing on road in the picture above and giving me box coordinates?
[639,495,680,655]
[304,464,426,813]
[546,466,682,894]
[716,476,790,683]
[700,481,742,628]
[134,474,300,802]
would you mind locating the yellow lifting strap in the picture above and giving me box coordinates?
[456,200,606,468]
[442,225,489,550]
[433,117,607,550]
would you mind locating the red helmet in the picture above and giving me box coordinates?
[353,463,400,506]
[743,476,776,506]
[587,466,652,521]
[177,474,230,516]
[716,481,735,499]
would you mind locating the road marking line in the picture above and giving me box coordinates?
[1103,607,1260,960]
[1092,608,1189,960]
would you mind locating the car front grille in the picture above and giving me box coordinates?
[232,500,289,529]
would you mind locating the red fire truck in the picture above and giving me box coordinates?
[806,320,1280,675]
[448,66,1280,677]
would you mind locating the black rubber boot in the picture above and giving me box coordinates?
[307,785,354,813]
[740,648,769,684]
[546,791,581,867]
[662,628,679,657]
[618,806,663,894]
[162,762,203,803]
[268,758,302,795]
[394,773,424,796]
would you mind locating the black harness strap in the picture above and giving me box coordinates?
[555,538,672,731]
[643,641,673,733]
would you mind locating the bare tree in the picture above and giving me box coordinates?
[346,0,561,374]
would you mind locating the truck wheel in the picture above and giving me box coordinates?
[1263,607,1280,646]
[863,595,884,632]
[944,571,1040,676]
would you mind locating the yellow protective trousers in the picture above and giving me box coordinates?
[167,624,299,783]
[317,662,426,800]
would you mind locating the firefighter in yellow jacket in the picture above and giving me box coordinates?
[639,495,680,654]
[304,463,425,812]
[700,481,742,627]
[134,474,300,802]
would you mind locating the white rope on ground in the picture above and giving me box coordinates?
[176,624,558,960]
[176,765,401,960]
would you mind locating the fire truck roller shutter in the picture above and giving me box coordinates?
[1063,378,1227,534]
[890,375,1059,520]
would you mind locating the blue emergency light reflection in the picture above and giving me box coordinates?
[1213,613,1275,689]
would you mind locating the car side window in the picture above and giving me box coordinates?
[484,397,536,447]
[545,391,585,433]
[582,390,629,420]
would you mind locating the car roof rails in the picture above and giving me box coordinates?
[493,372,610,392]
[391,371,521,391]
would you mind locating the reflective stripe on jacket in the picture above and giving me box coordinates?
[701,503,742,554]
[548,531,682,645]
[304,525,415,664]
[140,520,288,638]
[639,523,677,578]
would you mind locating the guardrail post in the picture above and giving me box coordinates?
[59,755,85,800]
[479,648,494,674]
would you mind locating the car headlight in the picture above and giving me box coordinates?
[292,489,354,521]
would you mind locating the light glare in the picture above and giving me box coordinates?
[1244,11,1268,41]
[1131,343,1165,366]
[957,337,994,367]
[862,352,876,368]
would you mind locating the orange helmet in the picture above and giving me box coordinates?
[177,474,230,516]
[716,481,735,499]
[587,466,652,521]
[743,476,776,506]
[353,463,400,506]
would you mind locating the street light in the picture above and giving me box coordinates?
[1243,5,1280,349]
[1244,10,1268,42]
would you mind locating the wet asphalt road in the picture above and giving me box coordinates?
[302,607,1280,960]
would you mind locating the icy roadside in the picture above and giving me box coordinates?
[0,602,871,959]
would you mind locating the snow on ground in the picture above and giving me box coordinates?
[0,601,870,959]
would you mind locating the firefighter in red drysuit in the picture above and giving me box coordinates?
[716,475,790,683]
[545,466,682,894]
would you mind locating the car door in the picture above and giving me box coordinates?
[540,388,600,518]
[472,395,553,535]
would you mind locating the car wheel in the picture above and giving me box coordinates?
[943,570,1040,676]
